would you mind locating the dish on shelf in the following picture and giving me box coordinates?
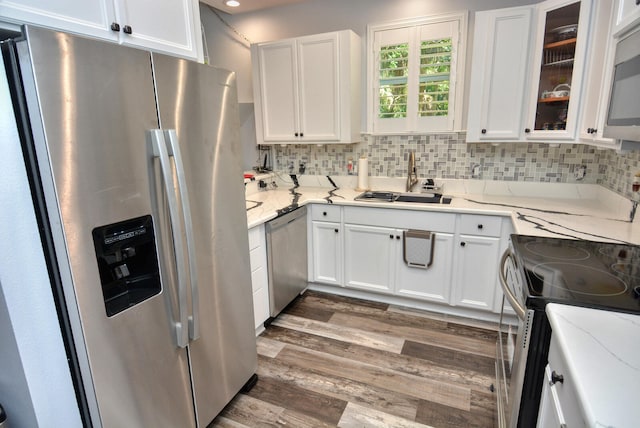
[549,24,578,41]
[541,83,571,99]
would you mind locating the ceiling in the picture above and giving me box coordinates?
[200,0,309,15]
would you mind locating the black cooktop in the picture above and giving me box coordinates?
[510,235,640,314]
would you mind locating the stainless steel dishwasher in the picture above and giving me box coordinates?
[265,205,308,321]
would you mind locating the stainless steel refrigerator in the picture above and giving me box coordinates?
[1,26,257,427]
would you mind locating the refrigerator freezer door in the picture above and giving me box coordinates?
[152,53,258,426]
[17,27,196,427]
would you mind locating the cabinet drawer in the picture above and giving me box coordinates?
[458,214,503,236]
[248,225,264,250]
[312,204,342,222]
[344,206,455,233]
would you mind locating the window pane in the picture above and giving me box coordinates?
[379,43,409,118]
[379,84,407,118]
[419,38,451,116]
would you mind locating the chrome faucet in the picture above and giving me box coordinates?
[406,151,418,192]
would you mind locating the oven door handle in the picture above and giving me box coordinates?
[499,249,526,320]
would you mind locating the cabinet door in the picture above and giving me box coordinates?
[525,0,592,140]
[249,225,269,329]
[453,235,501,311]
[395,232,454,303]
[297,34,340,141]
[344,224,396,294]
[613,0,640,36]
[578,0,615,146]
[467,6,533,141]
[311,221,342,286]
[254,41,299,142]
[537,365,567,427]
[113,0,202,60]
[0,0,117,41]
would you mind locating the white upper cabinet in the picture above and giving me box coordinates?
[251,30,361,145]
[467,0,593,143]
[466,7,534,141]
[0,0,203,61]
[613,0,640,37]
[578,1,616,147]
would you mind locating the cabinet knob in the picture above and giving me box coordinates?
[460,242,466,247]
[323,212,327,216]
[592,128,597,134]
[481,128,487,134]
[111,22,121,32]
[477,224,483,230]
[300,132,304,137]
[123,25,132,35]
[334,228,339,233]
[396,235,401,240]
[295,132,299,137]
[524,128,531,133]
[550,371,564,385]
[389,234,394,239]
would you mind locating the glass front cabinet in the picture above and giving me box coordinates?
[525,0,592,141]
[466,0,593,143]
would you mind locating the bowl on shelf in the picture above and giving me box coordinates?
[542,83,571,99]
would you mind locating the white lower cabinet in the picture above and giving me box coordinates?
[310,204,343,286]
[452,234,501,311]
[344,224,397,293]
[538,334,585,427]
[343,223,455,303]
[308,205,511,318]
[248,224,269,330]
[311,221,343,285]
[395,232,454,304]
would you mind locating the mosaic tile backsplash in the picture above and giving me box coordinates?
[271,133,640,199]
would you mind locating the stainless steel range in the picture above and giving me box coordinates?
[496,235,640,428]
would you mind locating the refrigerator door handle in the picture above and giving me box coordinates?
[149,129,189,348]
[164,129,200,341]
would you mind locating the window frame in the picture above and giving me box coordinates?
[367,12,468,134]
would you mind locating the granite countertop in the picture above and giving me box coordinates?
[546,303,640,427]
[245,174,640,245]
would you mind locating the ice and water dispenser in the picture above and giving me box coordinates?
[92,215,161,316]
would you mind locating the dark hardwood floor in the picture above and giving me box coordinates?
[210,290,499,427]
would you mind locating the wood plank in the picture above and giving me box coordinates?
[262,324,494,392]
[256,336,286,358]
[213,393,336,428]
[338,402,435,428]
[402,340,496,377]
[328,312,495,358]
[387,304,499,332]
[272,313,405,353]
[211,394,284,427]
[246,374,347,425]
[256,354,420,420]
[295,290,390,315]
[415,390,495,428]
[276,343,471,411]
[207,416,250,428]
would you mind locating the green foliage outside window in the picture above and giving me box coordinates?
[419,38,451,117]
[379,43,408,118]
[378,38,452,119]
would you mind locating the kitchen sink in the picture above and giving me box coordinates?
[354,191,451,204]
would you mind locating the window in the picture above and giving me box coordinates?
[368,13,467,133]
